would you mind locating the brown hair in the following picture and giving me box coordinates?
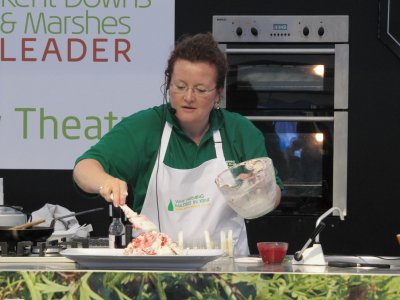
[164,32,228,91]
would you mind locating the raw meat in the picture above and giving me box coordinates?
[123,231,182,255]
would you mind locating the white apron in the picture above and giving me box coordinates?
[141,122,249,255]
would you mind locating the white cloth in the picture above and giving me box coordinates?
[31,203,92,240]
[141,123,249,256]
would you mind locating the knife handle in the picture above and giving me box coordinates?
[328,261,391,268]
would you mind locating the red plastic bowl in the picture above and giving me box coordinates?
[257,242,288,264]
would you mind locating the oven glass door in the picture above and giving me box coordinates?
[253,117,333,215]
[225,50,335,113]
[223,47,340,215]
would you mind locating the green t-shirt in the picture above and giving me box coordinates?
[75,104,283,212]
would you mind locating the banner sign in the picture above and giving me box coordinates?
[0,0,175,169]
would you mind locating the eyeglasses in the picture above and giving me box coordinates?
[170,82,217,97]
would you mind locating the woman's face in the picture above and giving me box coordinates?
[169,59,221,129]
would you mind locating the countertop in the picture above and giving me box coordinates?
[1,254,400,274]
[2,255,400,298]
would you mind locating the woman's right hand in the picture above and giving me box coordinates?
[73,158,129,207]
[98,176,129,207]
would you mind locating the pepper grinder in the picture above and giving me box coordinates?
[123,213,133,246]
[108,206,124,249]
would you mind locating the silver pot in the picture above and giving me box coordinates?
[0,206,28,227]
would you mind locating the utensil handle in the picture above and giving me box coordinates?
[294,222,326,261]
[54,207,104,221]
[11,219,46,230]
[328,261,391,269]
[50,207,105,228]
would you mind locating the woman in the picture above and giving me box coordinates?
[73,33,282,255]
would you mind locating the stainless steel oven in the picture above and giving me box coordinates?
[213,15,349,216]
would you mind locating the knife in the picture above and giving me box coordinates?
[328,261,391,269]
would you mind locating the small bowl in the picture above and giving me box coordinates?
[257,242,288,264]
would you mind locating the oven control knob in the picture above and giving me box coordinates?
[251,27,258,36]
[303,26,310,36]
[236,27,243,36]
[318,27,325,36]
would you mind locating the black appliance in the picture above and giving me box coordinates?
[213,15,349,218]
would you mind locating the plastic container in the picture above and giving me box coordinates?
[257,242,288,264]
[215,157,277,219]
[0,205,27,227]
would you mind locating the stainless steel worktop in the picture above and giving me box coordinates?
[1,255,400,275]
[3,255,400,299]
[202,255,400,275]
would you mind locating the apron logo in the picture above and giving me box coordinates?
[168,194,211,212]
[168,200,174,211]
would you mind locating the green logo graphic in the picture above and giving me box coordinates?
[167,199,174,211]
[167,194,211,212]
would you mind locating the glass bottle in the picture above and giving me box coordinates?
[108,206,124,248]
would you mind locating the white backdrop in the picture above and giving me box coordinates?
[0,0,175,169]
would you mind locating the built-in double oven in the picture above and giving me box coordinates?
[213,15,349,217]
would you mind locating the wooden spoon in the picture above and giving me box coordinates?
[11,219,46,230]
[10,207,104,230]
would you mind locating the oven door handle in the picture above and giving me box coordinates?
[225,48,335,54]
[245,116,334,122]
